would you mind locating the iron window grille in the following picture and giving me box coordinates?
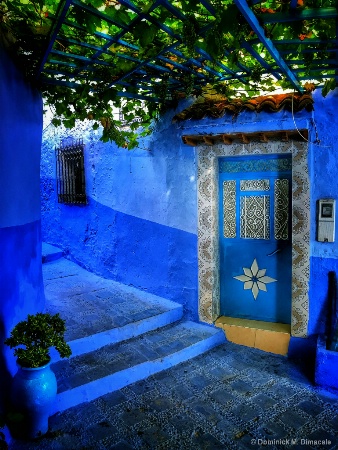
[55,139,87,205]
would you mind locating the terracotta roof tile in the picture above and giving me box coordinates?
[173,93,314,122]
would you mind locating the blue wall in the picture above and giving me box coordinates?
[0,47,45,406]
[41,89,338,339]
[41,107,199,320]
[308,90,338,337]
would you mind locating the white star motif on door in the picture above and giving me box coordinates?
[233,258,277,300]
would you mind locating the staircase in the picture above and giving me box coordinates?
[42,244,225,415]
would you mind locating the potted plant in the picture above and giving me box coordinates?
[4,313,71,439]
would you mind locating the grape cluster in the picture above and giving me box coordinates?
[182,15,199,54]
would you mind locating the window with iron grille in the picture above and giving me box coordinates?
[55,140,87,205]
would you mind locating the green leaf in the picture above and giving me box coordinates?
[85,14,101,34]
[139,25,158,47]
[132,22,148,40]
[322,78,333,97]
[141,0,156,13]
[118,60,135,73]
[4,313,71,367]
[89,0,104,7]
[219,5,238,36]
[132,22,158,47]
[51,118,61,127]
[55,102,66,116]
[158,9,170,22]
[115,8,131,26]
[185,0,200,8]
[104,5,119,20]
[72,8,88,28]
[102,89,118,103]
[63,117,76,128]
[322,78,336,97]
[205,32,220,59]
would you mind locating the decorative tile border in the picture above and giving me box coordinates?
[197,141,309,337]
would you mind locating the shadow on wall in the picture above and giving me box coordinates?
[325,271,338,347]
[288,268,338,384]
[0,322,11,417]
[41,196,199,321]
[309,257,338,336]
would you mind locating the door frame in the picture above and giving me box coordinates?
[197,139,310,337]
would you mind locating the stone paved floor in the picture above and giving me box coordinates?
[43,258,179,342]
[9,341,338,450]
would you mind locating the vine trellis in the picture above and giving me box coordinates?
[1,0,337,147]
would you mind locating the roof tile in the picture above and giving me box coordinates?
[173,93,314,122]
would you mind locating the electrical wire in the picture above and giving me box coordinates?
[291,90,331,148]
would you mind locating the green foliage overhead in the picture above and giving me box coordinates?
[0,0,337,148]
[4,313,72,368]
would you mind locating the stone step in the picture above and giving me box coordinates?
[44,258,183,359]
[215,316,291,356]
[52,321,225,413]
[42,242,64,263]
[51,300,183,361]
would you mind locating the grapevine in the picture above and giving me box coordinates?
[182,14,199,55]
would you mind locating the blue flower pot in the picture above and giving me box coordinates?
[10,361,57,439]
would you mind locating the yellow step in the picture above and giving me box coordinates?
[215,316,291,356]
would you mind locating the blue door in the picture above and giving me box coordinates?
[219,154,292,324]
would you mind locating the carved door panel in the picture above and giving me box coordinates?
[219,154,292,324]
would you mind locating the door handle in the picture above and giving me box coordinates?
[267,248,281,256]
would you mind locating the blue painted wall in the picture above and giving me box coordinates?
[0,48,44,406]
[41,89,338,342]
[307,90,338,338]
[41,107,198,320]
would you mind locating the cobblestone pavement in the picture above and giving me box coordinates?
[7,251,338,449]
[9,341,338,450]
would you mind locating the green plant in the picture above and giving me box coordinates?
[4,313,72,368]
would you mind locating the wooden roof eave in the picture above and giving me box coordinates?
[182,129,309,146]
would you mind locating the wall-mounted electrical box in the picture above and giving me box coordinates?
[317,199,336,243]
